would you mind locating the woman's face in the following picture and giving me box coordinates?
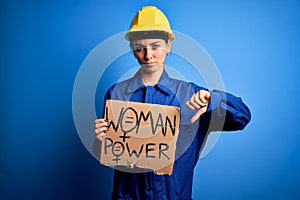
[132,38,171,74]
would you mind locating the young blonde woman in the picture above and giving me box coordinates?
[94,6,251,200]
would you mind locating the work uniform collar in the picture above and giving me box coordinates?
[126,69,173,95]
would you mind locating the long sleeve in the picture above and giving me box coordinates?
[203,89,251,131]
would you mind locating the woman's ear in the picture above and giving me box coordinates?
[131,42,137,58]
[166,39,172,54]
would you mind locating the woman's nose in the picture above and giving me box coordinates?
[144,48,153,61]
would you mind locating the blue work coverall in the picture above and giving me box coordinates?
[99,70,251,200]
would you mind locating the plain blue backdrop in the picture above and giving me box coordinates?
[1,0,300,199]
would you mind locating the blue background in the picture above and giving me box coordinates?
[1,0,300,199]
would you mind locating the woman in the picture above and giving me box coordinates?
[94,6,251,200]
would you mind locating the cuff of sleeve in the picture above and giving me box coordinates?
[207,90,223,112]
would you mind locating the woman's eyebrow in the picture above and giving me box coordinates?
[150,41,162,45]
[134,41,162,47]
[133,43,145,47]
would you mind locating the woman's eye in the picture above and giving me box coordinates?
[152,45,160,49]
[135,47,143,52]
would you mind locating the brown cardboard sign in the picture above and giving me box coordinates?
[100,100,180,175]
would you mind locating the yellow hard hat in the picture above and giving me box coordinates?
[125,6,175,41]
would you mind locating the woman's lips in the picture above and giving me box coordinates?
[143,62,157,66]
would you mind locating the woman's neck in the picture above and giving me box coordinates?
[140,67,164,86]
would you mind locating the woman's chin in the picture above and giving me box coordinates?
[141,65,163,74]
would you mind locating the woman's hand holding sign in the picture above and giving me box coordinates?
[186,90,211,123]
[94,119,109,141]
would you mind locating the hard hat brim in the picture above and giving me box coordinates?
[125,29,175,41]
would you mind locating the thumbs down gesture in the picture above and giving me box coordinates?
[186,90,211,123]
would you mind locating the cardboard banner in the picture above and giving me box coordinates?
[100,100,180,175]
